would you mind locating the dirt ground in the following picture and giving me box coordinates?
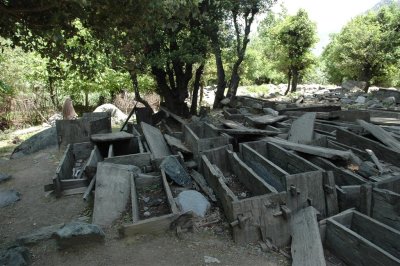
[0,146,289,266]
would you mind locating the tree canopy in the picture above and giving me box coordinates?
[322,3,400,90]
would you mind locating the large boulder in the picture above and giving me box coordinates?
[10,127,57,159]
[53,222,105,249]
[0,189,20,208]
[0,246,30,266]
[341,80,367,92]
[175,190,210,217]
[94,104,127,124]
[0,173,12,183]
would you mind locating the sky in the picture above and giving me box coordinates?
[274,0,381,55]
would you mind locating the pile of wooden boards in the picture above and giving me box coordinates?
[47,97,400,265]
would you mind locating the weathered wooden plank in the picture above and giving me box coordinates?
[60,178,89,190]
[326,210,400,266]
[141,122,171,159]
[265,137,356,161]
[161,170,179,214]
[291,206,326,266]
[164,134,191,154]
[83,145,103,179]
[190,170,217,202]
[286,171,326,217]
[119,213,178,237]
[336,128,400,165]
[92,163,139,227]
[288,112,316,144]
[323,171,339,216]
[83,175,96,201]
[227,150,278,195]
[357,119,400,151]
[200,155,237,222]
[306,156,366,186]
[104,153,152,169]
[245,115,288,126]
[359,184,372,216]
[279,105,341,114]
[371,188,400,231]
[130,173,139,223]
[160,106,187,125]
[351,211,400,259]
[240,144,288,192]
[336,185,361,211]
[91,131,134,142]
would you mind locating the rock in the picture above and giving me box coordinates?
[263,108,279,117]
[94,104,127,125]
[0,246,30,266]
[143,197,150,203]
[48,113,63,127]
[0,189,20,208]
[383,96,396,105]
[53,222,105,249]
[366,99,380,107]
[357,161,379,178]
[160,156,192,187]
[340,98,353,104]
[143,211,151,217]
[204,256,221,264]
[17,223,64,245]
[10,127,57,159]
[341,80,367,92]
[0,173,11,183]
[251,103,263,110]
[175,190,210,218]
[355,96,366,104]
[220,98,230,105]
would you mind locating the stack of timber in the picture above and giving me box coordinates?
[46,99,400,265]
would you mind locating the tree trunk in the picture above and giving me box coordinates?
[85,90,89,108]
[191,63,204,115]
[129,71,153,113]
[284,70,292,95]
[212,40,226,109]
[48,77,57,108]
[227,61,241,99]
[151,66,191,117]
[291,70,299,93]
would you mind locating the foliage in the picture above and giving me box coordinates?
[261,9,318,93]
[322,3,400,88]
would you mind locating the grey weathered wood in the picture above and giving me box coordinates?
[326,210,400,265]
[107,144,114,158]
[92,163,139,227]
[371,188,400,230]
[119,213,178,237]
[161,170,179,214]
[190,170,217,202]
[286,171,326,217]
[60,178,89,190]
[220,119,246,129]
[83,175,96,201]
[200,155,237,222]
[336,185,361,211]
[215,128,278,136]
[164,134,191,154]
[359,184,372,216]
[288,112,316,144]
[240,144,288,192]
[104,153,152,169]
[130,173,140,223]
[141,122,171,159]
[91,131,133,142]
[265,137,356,161]
[336,128,400,166]
[160,106,187,125]
[365,149,385,174]
[227,150,278,195]
[245,115,287,126]
[306,156,366,186]
[323,171,339,216]
[84,145,103,179]
[357,119,400,151]
[291,206,326,266]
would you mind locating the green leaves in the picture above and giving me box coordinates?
[322,3,400,86]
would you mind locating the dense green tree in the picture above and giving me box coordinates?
[322,3,400,90]
[262,9,317,94]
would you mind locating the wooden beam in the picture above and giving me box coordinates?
[357,119,400,151]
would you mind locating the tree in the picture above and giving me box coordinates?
[209,0,277,107]
[265,9,317,94]
[322,3,400,90]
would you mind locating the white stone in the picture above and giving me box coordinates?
[175,190,210,218]
[204,256,221,264]
[94,104,128,124]
[355,96,366,104]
